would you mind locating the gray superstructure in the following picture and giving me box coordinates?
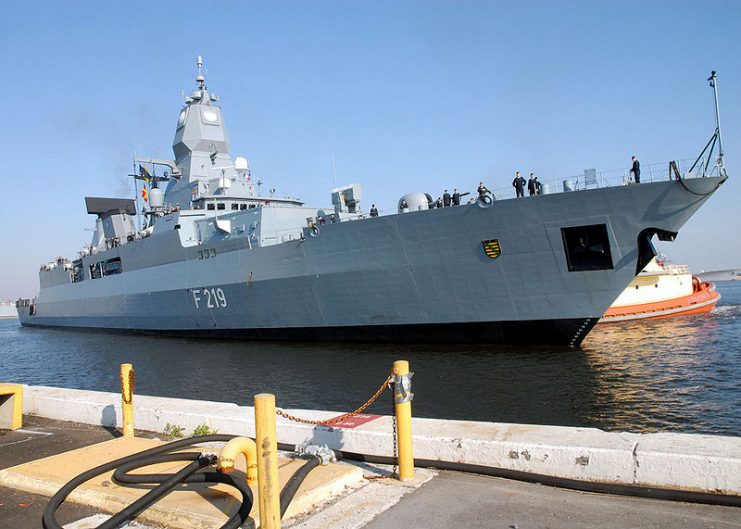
[17,59,728,345]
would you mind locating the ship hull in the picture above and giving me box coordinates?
[18,176,726,346]
[16,317,597,345]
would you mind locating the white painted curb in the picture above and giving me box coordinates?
[21,385,741,496]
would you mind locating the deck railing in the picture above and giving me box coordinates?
[485,157,721,201]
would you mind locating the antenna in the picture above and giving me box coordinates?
[331,153,337,189]
[132,154,141,231]
[196,55,205,89]
[689,71,727,177]
[708,71,724,170]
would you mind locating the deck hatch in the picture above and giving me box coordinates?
[561,224,614,272]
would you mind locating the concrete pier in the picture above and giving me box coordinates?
[4,416,740,529]
[18,385,741,497]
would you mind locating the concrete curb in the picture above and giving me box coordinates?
[21,385,741,496]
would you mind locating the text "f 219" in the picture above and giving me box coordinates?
[192,288,228,309]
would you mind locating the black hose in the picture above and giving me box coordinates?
[279,456,322,517]
[42,435,254,529]
[111,452,254,528]
[104,456,212,529]
[676,173,724,197]
[112,452,206,484]
[319,448,741,509]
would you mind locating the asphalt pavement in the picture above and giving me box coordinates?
[363,471,741,529]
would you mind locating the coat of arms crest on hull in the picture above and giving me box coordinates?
[482,239,502,259]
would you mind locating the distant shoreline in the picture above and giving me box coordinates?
[700,270,740,282]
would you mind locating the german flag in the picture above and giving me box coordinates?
[482,239,501,259]
[139,164,152,183]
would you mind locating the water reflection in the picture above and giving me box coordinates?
[1,282,739,436]
[581,287,741,435]
[3,326,599,427]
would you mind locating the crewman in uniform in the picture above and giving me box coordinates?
[630,156,641,183]
[512,171,526,197]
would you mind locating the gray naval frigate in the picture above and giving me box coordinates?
[16,60,728,346]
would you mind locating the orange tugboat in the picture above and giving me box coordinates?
[600,257,720,322]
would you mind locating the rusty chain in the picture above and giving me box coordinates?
[120,369,135,405]
[276,371,394,426]
[390,381,398,479]
[364,374,399,481]
[276,368,401,481]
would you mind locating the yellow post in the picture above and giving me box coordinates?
[255,393,281,529]
[393,360,415,481]
[0,383,23,430]
[120,363,134,437]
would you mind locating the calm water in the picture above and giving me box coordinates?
[1,282,739,436]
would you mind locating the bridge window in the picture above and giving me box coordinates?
[88,258,123,279]
[217,203,225,210]
[72,260,84,283]
[103,258,122,276]
[90,262,102,279]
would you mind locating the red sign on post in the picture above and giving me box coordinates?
[330,414,383,429]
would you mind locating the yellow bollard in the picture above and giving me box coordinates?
[255,393,281,529]
[120,363,134,437]
[393,360,415,481]
[218,436,258,483]
[0,383,23,430]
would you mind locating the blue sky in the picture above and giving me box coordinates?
[1,1,739,299]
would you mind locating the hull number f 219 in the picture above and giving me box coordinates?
[192,288,228,309]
